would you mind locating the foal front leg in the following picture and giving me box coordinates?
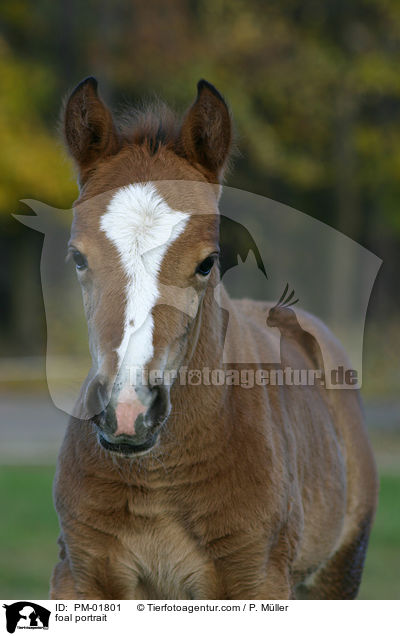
[216,536,294,600]
[51,527,142,599]
[227,564,293,600]
[50,555,78,599]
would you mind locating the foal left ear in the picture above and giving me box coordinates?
[179,80,232,182]
[63,77,120,185]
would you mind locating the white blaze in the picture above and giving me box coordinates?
[100,182,189,385]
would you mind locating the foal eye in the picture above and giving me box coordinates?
[196,256,215,277]
[72,250,88,270]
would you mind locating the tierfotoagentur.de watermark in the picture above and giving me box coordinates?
[127,365,359,388]
[14,183,381,416]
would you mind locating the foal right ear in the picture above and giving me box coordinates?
[179,80,232,182]
[63,77,120,185]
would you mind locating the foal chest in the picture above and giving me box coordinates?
[118,514,218,599]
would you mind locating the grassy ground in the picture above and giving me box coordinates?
[359,473,400,599]
[0,466,59,599]
[0,465,399,599]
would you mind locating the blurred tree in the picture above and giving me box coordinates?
[0,39,77,211]
[0,0,399,354]
[2,0,400,233]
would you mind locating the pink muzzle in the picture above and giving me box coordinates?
[114,387,147,436]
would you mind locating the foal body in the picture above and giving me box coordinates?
[51,78,377,600]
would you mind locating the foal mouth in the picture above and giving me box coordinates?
[98,432,158,456]
[96,411,162,457]
[93,385,170,457]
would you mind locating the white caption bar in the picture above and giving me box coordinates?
[1,600,398,635]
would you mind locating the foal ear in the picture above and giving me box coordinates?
[179,80,232,182]
[63,77,120,184]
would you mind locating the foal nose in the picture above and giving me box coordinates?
[114,386,149,437]
[87,375,159,439]
[100,383,157,438]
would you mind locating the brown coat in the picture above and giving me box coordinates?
[50,77,378,600]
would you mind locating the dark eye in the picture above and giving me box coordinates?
[196,256,215,277]
[72,250,88,270]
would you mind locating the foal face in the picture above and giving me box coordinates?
[64,77,231,456]
[71,173,219,455]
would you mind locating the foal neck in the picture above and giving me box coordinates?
[166,282,232,442]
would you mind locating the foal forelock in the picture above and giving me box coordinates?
[100,182,189,382]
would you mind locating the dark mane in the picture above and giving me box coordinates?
[116,100,181,155]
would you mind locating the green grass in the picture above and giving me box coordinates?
[0,466,59,599]
[359,474,400,600]
[0,466,399,599]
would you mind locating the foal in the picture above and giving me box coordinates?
[51,77,377,599]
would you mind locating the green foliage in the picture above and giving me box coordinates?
[0,39,77,213]
[1,0,400,235]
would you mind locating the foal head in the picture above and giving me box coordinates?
[64,77,232,456]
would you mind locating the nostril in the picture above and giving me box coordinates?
[86,379,110,419]
[97,382,109,412]
[135,385,157,408]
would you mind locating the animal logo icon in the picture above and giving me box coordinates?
[267,283,325,375]
[2,602,50,634]
[188,369,202,385]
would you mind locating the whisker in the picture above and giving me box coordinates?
[284,298,299,308]
[282,289,295,305]
[276,282,289,307]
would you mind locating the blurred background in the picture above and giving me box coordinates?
[0,0,399,599]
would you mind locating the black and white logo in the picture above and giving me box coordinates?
[2,602,50,633]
